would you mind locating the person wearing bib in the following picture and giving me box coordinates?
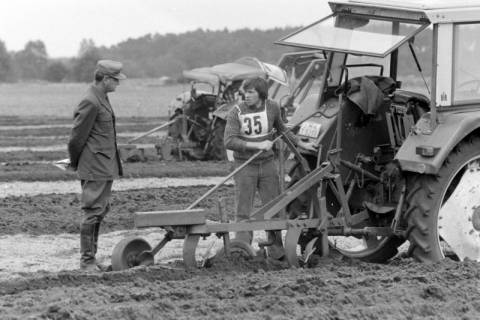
[224,77,295,260]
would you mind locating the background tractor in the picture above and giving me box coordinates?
[127,57,289,161]
[125,52,328,161]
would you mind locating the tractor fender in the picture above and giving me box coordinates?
[396,110,480,174]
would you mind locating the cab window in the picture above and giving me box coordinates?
[453,23,480,104]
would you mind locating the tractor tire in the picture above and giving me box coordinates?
[206,119,227,160]
[405,136,480,262]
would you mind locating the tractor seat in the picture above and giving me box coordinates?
[345,76,396,115]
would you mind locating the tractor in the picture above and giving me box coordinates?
[111,0,480,270]
[277,0,480,263]
[127,57,289,161]
[125,52,328,161]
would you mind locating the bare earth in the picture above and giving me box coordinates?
[1,117,479,320]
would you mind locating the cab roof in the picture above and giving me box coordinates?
[330,0,480,23]
[332,0,480,10]
[182,57,288,86]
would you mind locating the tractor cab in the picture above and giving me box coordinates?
[277,0,480,169]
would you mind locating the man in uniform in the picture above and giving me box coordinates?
[68,60,126,270]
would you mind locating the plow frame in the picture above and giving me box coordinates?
[115,100,408,269]
[129,150,402,269]
[133,162,333,269]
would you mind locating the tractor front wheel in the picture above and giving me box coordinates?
[405,136,480,262]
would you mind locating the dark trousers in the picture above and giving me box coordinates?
[80,180,113,264]
[81,180,113,224]
[234,159,281,244]
[234,159,280,220]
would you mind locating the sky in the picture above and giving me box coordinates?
[0,0,331,58]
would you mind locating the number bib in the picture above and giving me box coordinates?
[238,107,269,138]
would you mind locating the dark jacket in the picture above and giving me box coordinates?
[68,85,123,180]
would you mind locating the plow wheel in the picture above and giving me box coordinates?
[111,237,153,271]
[406,137,480,262]
[284,227,302,267]
[183,234,201,269]
[216,239,256,258]
[204,240,256,268]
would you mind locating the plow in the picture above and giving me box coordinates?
[112,0,480,270]
[111,120,332,270]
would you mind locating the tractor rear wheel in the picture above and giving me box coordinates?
[206,118,227,160]
[208,118,227,160]
[287,161,404,263]
[405,136,480,262]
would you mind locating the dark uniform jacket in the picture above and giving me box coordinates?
[68,85,123,180]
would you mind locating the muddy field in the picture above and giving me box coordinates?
[1,116,479,320]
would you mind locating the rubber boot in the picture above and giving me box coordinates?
[80,223,97,271]
[266,230,285,260]
[93,222,100,255]
[90,223,111,272]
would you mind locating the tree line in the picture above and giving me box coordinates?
[0,26,432,83]
[0,28,298,83]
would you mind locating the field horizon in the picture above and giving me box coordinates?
[0,79,191,119]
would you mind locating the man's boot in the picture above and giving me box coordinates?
[90,223,111,271]
[92,222,100,255]
[80,223,97,271]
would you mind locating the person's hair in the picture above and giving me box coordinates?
[94,70,106,82]
[243,77,268,100]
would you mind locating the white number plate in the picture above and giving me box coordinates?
[298,121,322,139]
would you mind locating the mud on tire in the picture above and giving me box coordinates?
[206,118,227,160]
[405,136,480,262]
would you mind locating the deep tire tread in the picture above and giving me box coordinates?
[405,135,480,262]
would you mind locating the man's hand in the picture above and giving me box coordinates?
[297,140,317,152]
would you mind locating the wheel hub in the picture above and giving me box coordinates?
[472,206,480,231]
[438,167,480,261]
